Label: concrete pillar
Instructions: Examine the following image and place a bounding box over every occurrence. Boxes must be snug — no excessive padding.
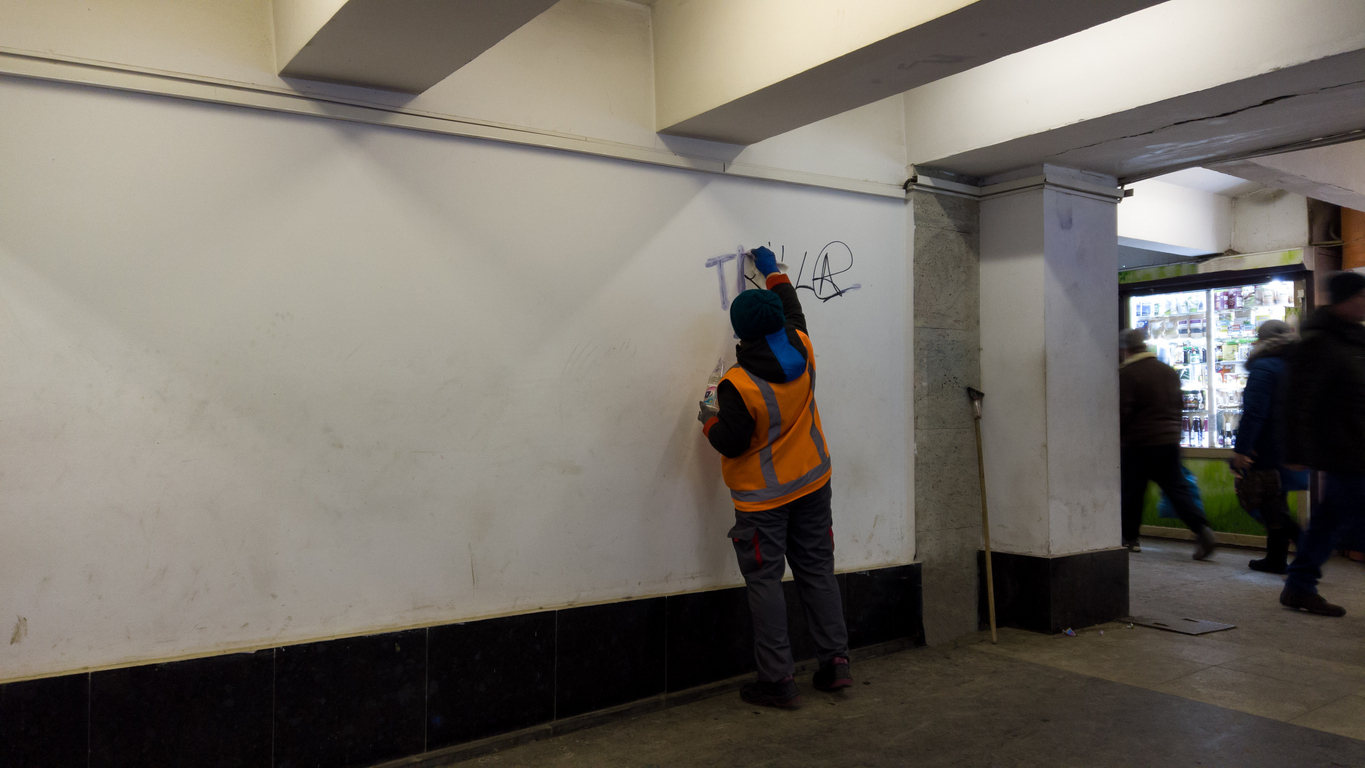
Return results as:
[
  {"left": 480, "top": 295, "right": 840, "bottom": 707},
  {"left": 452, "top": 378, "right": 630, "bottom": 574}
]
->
[
  {"left": 977, "top": 165, "right": 1128, "bottom": 634},
  {"left": 909, "top": 184, "right": 983, "bottom": 645}
]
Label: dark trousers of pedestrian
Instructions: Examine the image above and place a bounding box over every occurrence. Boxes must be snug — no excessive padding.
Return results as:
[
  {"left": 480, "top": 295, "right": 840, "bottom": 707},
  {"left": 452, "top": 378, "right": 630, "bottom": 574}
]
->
[
  {"left": 1286, "top": 472, "right": 1365, "bottom": 594},
  {"left": 727, "top": 481, "right": 849, "bottom": 683},
  {"left": 1121, "top": 445, "right": 1210, "bottom": 542}
]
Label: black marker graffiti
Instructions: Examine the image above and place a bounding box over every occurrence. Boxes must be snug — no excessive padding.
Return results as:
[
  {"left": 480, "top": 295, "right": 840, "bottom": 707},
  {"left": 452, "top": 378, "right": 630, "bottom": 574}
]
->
[
  {"left": 709, "top": 242, "right": 861, "bottom": 309},
  {"left": 795, "top": 241, "right": 861, "bottom": 302}
]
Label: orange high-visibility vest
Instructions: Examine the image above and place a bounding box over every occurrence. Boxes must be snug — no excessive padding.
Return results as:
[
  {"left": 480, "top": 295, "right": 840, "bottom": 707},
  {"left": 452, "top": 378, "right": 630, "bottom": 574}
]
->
[{"left": 720, "top": 330, "right": 832, "bottom": 512}]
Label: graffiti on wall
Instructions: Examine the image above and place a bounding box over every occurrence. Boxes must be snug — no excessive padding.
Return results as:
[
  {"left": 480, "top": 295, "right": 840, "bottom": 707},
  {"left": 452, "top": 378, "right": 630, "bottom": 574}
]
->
[{"left": 705, "top": 242, "right": 861, "bottom": 310}]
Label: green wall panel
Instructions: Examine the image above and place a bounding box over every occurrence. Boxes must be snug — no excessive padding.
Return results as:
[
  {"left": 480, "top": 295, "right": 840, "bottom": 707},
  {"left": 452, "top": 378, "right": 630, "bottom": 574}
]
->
[{"left": 1140, "top": 457, "right": 1296, "bottom": 535}]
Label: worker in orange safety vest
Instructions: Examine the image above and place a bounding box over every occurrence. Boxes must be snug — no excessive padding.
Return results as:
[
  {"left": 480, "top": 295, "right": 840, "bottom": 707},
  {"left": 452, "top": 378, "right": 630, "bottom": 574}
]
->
[{"left": 698, "top": 245, "right": 851, "bottom": 709}]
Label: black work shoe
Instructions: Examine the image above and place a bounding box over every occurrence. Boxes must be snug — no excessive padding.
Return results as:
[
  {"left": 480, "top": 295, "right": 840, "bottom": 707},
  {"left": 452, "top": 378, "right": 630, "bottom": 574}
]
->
[
  {"left": 1248, "top": 557, "right": 1287, "bottom": 574},
  {"left": 1193, "top": 527, "right": 1218, "bottom": 561},
  {"left": 1123, "top": 538, "right": 1142, "bottom": 553},
  {"left": 740, "top": 677, "right": 803, "bottom": 709},
  {"left": 1280, "top": 586, "right": 1346, "bottom": 617},
  {"left": 813, "top": 656, "right": 853, "bottom": 691}
]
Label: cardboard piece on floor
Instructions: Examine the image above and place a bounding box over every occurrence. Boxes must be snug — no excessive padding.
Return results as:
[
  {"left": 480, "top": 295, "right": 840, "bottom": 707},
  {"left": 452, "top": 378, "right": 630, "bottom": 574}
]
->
[{"left": 1124, "top": 615, "right": 1236, "bottom": 635}]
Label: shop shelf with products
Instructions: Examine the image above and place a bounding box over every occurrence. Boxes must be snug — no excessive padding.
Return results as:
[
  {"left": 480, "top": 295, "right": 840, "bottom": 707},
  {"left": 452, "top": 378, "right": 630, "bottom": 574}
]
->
[
  {"left": 1208, "top": 280, "right": 1297, "bottom": 449},
  {"left": 1127, "top": 279, "right": 1302, "bottom": 451},
  {"left": 1129, "top": 290, "right": 1212, "bottom": 447},
  {"left": 1120, "top": 254, "right": 1311, "bottom": 540}
]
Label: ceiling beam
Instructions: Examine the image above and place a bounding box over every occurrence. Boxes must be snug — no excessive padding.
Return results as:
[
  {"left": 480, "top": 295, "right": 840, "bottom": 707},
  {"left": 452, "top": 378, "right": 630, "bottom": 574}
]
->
[
  {"left": 651, "top": 0, "right": 1166, "bottom": 145},
  {"left": 273, "top": 0, "right": 559, "bottom": 93},
  {"left": 1212, "top": 139, "right": 1365, "bottom": 213},
  {"left": 902, "top": 0, "right": 1365, "bottom": 183}
]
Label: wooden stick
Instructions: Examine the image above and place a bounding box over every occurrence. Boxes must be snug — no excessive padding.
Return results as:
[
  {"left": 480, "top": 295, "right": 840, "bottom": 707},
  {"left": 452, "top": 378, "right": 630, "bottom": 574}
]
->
[{"left": 967, "top": 387, "right": 997, "bottom": 644}]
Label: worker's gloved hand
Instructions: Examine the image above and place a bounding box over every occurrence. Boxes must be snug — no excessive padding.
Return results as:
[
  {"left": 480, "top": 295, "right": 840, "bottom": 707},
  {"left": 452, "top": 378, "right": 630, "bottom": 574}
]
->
[
  {"left": 698, "top": 400, "right": 719, "bottom": 424},
  {"left": 750, "top": 246, "right": 778, "bottom": 276}
]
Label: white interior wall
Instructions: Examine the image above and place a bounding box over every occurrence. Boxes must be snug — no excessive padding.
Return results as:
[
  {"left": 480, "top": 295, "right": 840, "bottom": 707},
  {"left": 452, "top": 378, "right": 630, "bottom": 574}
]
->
[
  {"left": 0, "top": 0, "right": 277, "bottom": 84},
  {"left": 1117, "top": 179, "right": 1232, "bottom": 256},
  {"left": 426, "top": 0, "right": 658, "bottom": 149},
  {"left": 0, "top": 0, "right": 909, "bottom": 188},
  {"left": 272, "top": 0, "right": 347, "bottom": 67},
  {"left": 684, "top": 94, "right": 909, "bottom": 186},
  {"left": 0, "top": 76, "right": 910, "bottom": 681},
  {"left": 1231, "top": 189, "right": 1310, "bottom": 254},
  {"left": 649, "top": 0, "right": 975, "bottom": 131}
]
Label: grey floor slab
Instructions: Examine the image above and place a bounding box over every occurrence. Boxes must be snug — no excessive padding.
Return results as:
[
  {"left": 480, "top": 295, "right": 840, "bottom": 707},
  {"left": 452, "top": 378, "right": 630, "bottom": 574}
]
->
[
  {"left": 436, "top": 539, "right": 1365, "bottom": 767},
  {"left": 461, "top": 646, "right": 1365, "bottom": 767},
  {"left": 1129, "top": 539, "right": 1365, "bottom": 668}
]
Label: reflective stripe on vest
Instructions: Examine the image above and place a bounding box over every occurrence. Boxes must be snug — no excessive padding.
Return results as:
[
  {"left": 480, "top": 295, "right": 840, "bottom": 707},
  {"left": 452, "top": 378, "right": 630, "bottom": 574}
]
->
[
  {"left": 807, "top": 362, "right": 829, "bottom": 464},
  {"left": 749, "top": 369, "right": 784, "bottom": 489},
  {"left": 719, "top": 330, "right": 832, "bottom": 510}
]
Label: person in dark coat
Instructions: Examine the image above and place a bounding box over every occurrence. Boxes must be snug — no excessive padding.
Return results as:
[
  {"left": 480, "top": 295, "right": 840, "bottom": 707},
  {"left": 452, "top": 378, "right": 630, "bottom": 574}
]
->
[
  {"left": 1231, "top": 320, "right": 1305, "bottom": 574},
  {"left": 1281, "top": 271, "right": 1365, "bottom": 616},
  {"left": 1120, "top": 329, "right": 1218, "bottom": 559}
]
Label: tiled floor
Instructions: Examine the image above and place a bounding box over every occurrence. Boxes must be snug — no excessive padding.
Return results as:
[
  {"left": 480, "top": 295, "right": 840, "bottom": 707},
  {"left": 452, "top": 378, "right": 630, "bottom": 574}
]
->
[
  {"left": 975, "top": 539, "right": 1365, "bottom": 741},
  {"left": 456, "top": 540, "right": 1365, "bottom": 766}
]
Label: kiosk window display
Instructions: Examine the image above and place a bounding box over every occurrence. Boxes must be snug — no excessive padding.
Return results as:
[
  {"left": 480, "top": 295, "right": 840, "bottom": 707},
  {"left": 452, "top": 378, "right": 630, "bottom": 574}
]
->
[{"left": 1129, "top": 280, "right": 1300, "bottom": 448}]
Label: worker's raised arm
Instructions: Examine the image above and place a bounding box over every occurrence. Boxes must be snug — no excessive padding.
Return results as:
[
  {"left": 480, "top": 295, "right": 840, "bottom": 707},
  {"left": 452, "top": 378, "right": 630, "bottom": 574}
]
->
[{"left": 751, "top": 247, "right": 807, "bottom": 334}]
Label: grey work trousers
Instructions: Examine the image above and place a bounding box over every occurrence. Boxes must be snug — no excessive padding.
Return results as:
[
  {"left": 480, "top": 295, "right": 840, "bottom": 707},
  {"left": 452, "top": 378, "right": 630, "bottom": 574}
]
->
[{"left": 727, "top": 481, "right": 849, "bottom": 682}]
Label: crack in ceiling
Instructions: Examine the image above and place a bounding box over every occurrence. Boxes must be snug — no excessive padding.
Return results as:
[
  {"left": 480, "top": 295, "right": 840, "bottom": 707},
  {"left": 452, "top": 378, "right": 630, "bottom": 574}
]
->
[{"left": 1053, "top": 77, "right": 1365, "bottom": 159}]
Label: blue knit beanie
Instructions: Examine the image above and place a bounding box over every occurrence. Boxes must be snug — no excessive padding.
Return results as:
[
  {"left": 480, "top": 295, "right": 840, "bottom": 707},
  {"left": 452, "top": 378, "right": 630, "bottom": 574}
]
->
[{"left": 730, "top": 289, "right": 785, "bottom": 341}]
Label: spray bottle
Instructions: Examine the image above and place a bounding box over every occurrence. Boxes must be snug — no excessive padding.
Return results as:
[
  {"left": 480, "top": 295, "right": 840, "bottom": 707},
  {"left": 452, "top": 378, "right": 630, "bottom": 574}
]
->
[{"left": 701, "top": 357, "right": 726, "bottom": 410}]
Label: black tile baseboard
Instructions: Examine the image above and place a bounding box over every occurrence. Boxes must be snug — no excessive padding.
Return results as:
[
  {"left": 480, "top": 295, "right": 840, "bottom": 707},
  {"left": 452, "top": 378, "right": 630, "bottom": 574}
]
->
[
  {"left": 90, "top": 649, "right": 273, "bottom": 768},
  {"left": 370, "top": 634, "right": 925, "bottom": 768},
  {"left": 0, "top": 562, "right": 923, "bottom": 768},
  {"left": 846, "top": 565, "right": 925, "bottom": 648},
  {"left": 555, "top": 598, "right": 666, "bottom": 718},
  {"left": 426, "top": 612, "right": 555, "bottom": 750},
  {"left": 664, "top": 586, "right": 754, "bottom": 692},
  {"left": 0, "top": 672, "right": 88, "bottom": 768},
  {"left": 978, "top": 548, "right": 1129, "bottom": 634},
  {"left": 274, "top": 630, "right": 426, "bottom": 768}
]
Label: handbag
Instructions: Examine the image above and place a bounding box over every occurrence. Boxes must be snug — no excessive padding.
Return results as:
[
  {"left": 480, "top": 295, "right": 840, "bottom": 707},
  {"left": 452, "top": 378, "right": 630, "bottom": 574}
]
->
[{"left": 1235, "top": 468, "right": 1282, "bottom": 514}]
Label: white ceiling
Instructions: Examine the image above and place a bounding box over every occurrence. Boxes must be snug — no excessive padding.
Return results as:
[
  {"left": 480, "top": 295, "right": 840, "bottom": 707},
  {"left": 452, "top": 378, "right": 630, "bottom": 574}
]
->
[{"left": 1152, "top": 167, "right": 1264, "bottom": 197}]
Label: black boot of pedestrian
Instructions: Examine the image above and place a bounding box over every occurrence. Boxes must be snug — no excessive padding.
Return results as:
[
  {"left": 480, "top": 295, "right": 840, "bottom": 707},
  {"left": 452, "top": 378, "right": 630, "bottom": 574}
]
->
[
  {"left": 1250, "top": 528, "right": 1291, "bottom": 574},
  {"left": 1249, "top": 557, "right": 1286, "bottom": 574}
]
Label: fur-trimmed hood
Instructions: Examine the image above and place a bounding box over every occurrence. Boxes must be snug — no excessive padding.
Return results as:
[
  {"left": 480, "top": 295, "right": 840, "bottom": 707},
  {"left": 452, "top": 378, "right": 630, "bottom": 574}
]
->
[{"left": 1247, "top": 334, "right": 1297, "bottom": 368}]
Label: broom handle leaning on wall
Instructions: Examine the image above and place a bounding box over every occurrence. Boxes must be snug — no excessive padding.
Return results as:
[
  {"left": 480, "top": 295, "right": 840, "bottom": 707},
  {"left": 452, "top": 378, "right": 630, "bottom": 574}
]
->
[{"left": 967, "top": 387, "right": 998, "bottom": 644}]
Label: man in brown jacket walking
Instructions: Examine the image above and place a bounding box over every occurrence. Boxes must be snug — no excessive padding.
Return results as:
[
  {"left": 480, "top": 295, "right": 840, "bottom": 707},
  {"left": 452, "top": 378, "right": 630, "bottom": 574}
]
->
[{"left": 1120, "top": 329, "right": 1218, "bottom": 559}]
